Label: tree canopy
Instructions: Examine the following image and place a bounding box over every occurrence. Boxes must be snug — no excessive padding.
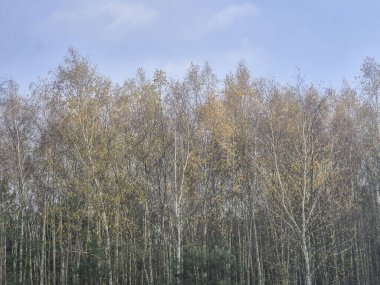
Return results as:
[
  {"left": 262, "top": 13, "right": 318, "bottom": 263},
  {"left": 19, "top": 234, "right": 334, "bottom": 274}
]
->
[{"left": 0, "top": 50, "right": 380, "bottom": 284}]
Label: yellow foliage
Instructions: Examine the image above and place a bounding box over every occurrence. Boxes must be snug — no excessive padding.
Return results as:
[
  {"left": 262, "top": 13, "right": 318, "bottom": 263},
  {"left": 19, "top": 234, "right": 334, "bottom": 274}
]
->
[{"left": 199, "top": 95, "right": 234, "bottom": 151}]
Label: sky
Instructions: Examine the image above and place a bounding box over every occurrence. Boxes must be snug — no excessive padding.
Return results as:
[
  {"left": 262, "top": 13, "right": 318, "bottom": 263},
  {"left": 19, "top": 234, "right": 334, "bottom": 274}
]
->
[{"left": 1, "top": 0, "right": 380, "bottom": 94}]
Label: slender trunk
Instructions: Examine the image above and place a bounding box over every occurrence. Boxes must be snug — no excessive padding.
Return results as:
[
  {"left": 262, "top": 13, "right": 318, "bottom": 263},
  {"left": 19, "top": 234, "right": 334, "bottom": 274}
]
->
[
  {"left": 174, "top": 131, "right": 181, "bottom": 285},
  {"left": 14, "top": 119, "right": 26, "bottom": 285},
  {"left": 253, "top": 214, "right": 263, "bottom": 285},
  {"left": 147, "top": 205, "right": 153, "bottom": 284},
  {"left": 3, "top": 223, "right": 6, "bottom": 285},
  {"left": 176, "top": 220, "right": 182, "bottom": 285},
  {"left": 302, "top": 123, "right": 312, "bottom": 285},
  {"left": 29, "top": 232, "right": 33, "bottom": 283},
  {"left": 19, "top": 212, "right": 24, "bottom": 284},
  {"left": 301, "top": 226, "right": 312, "bottom": 285},
  {"left": 0, "top": 212, "right": 4, "bottom": 285},
  {"left": 52, "top": 216, "right": 56, "bottom": 285},
  {"left": 143, "top": 203, "right": 150, "bottom": 284},
  {"left": 102, "top": 211, "right": 113, "bottom": 285},
  {"left": 59, "top": 211, "right": 65, "bottom": 285},
  {"left": 115, "top": 211, "right": 119, "bottom": 285},
  {"left": 73, "top": 232, "right": 80, "bottom": 285},
  {"left": 40, "top": 199, "right": 46, "bottom": 285},
  {"left": 12, "top": 239, "right": 17, "bottom": 282}
]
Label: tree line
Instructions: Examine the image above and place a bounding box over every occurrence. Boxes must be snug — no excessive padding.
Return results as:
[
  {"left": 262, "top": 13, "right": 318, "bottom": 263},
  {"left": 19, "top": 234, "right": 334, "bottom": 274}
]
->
[{"left": 1, "top": 49, "right": 380, "bottom": 284}]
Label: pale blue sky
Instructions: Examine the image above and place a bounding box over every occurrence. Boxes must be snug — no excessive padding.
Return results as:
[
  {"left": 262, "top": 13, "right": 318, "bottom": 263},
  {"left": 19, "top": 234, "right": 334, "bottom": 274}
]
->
[{"left": 1, "top": 0, "right": 380, "bottom": 94}]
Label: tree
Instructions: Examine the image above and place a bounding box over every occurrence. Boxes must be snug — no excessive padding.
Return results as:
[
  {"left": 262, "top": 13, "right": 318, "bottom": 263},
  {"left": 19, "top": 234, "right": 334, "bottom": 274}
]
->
[{"left": 2, "top": 49, "right": 380, "bottom": 284}]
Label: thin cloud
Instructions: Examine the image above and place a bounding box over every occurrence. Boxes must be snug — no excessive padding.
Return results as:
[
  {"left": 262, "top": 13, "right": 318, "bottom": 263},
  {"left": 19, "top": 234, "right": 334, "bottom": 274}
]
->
[
  {"left": 96, "top": 1, "right": 158, "bottom": 29},
  {"left": 207, "top": 3, "right": 257, "bottom": 31},
  {"left": 49, "top": 0, "right": 158, "bottom": 33},
  {"left": 182, "top": 2, "right": 257, "bottom": 40}
]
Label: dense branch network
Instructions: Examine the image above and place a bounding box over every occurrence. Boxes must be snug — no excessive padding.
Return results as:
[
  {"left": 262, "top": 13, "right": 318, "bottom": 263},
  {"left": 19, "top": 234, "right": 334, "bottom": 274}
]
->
[{"left": 0, "top": 50, "right": 379, "bottom": 284}]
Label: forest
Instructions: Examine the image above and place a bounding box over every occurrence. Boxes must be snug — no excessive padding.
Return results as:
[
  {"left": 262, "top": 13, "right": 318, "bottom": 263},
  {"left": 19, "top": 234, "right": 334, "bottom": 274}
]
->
[{"left": 1, "top": 48, "right": 380, "bottom": 285}]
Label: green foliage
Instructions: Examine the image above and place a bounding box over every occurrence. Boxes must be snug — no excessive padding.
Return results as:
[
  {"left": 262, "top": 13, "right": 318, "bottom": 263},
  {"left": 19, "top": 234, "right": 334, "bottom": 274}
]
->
[
  {"left": 182, "top": 244, "right": 238, "bottom": 285},
  {"left": 77, "top": 237, "right": 108, "bottom": 283}
]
